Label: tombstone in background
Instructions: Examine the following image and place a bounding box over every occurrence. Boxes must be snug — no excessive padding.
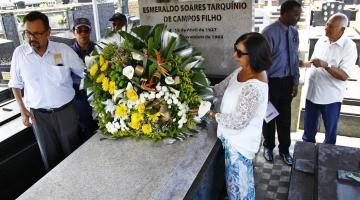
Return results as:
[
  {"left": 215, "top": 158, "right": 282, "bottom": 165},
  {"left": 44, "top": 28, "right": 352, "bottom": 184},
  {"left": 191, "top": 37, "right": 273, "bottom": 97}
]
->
[
  {"left": 310, "top": 2, "right": 357, "bottom": 27},
  {"left": 1, "top": 13, "right": 20, "bottom": 47},
  {"left": 138, "top": 0, "right": 253, "bottom": 78}
]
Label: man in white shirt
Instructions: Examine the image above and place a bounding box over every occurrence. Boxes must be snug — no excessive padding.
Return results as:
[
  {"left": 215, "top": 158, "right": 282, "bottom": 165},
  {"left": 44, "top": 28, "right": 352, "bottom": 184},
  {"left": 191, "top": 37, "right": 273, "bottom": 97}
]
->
[
  {"left": 301, "top": 13, "right": 357, "bottom": 144},
  {"left": 8, "top": 11, "right": 84, "bottom": 171}
]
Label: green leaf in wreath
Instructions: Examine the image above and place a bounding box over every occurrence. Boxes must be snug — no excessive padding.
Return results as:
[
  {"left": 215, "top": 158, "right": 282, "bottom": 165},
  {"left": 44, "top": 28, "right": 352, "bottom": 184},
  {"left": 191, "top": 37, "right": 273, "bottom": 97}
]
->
[
  {"left": 119, "top": 31, "right": 145, "bottom": 50},
  {"left": 163, "top": 37, "right": 177, "bottom": 60},
  {"left": 83, "top": 76, "right": 93, "bottom": 89},
  {"left": 131, "top": 25, "right": 152, "bottom": 41},
  {"left": 191, "top": 69, "right": 211, "bottom": 87}
]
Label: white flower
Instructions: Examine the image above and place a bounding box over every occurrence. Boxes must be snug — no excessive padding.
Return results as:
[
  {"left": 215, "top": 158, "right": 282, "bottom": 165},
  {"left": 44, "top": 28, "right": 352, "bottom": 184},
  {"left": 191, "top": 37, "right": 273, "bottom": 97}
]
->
[
  {"left": 167, "top": 99, "right": 172, "bottom": 105},
  {"left": 161, "top": 30, "right": 179, "bottom": 50},
  {"left": 143, "top": 92, "right": 149, "bottom": 98},
  {"left": 102, "top": 99, "right": 116, "bottom": 114},
  {"left": 177, "top": 111, "right": 183, "bottom": 117},
  {"left": 165, "top": 76, "right": 175, "bottom": 85},
  {"left": 198, "top": 100, "right": 211, "bottom": 118},
  {"left": 169, "top": 87, "right": 180, "bottom": 97},
  {"left": 131, "top": 52, "right": 143, "bottom": 61},
  {"left": 149, "top": 92, "right": 155, "bottom": 99},
  {"left": 140, "top": 96, "right": 146, "bottom": 103},
  {"left": 126, "top": 82, "right": 133, "bottom": 90},
  {"left": 105, "top": 122, "right": 118, "bottom": 134},
  {"left": 112, "top": 89, "right": 124, "bottom": 102},
  {"left": 185, "top": 60, "right": 200, "bottom": 70},
  {"left": 123, "top": 66, "right": 134, "bottom": 80},
  {"left": 161, "top": 86, "right": 168, "bottom": 92},
  {"left": 173, "top": 98, "right": 179, "bottom": 104},
  {"left": 176, "top": 47, "right": 192, "bottom": 57},
  {"left": 156, "top": 85, "right": 161, "bottom": 91},
  {"left": 113, "top": 121, "right": 121, "bottom": 129},
  {"left": 155, "top": 93, "right": 162, "bottom": 99},
  {"left": 84, "top": 55, "right": 96, "bottom": 68}
]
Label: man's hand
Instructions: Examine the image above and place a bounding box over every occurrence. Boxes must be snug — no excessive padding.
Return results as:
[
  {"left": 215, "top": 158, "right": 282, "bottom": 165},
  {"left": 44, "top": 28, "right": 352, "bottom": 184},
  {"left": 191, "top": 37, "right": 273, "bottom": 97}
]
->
[
  {"left": 299, "top": 60, "right": 311, "bottom": 68},
  {"left": 20, "top": 108, "right": 33, "bottom": 127},
  {"left": 292, "top": 85, "right": 298, "bottom": 97},
  {"left": 310, "top": 58, "right": 328, "bottom": 68}
]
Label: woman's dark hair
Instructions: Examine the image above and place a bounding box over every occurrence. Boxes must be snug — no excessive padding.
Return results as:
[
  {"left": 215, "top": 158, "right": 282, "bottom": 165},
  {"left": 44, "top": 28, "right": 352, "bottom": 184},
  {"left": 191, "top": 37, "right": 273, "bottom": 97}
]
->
[
  {"left": 235, "top": 32, "right": 272, "bottom": 72},
  {"left": 23, "top": 11, "right": 50, "bottom": 30},
  {"left": 280, "top": 0, "right": 301, "bottom": 15}
]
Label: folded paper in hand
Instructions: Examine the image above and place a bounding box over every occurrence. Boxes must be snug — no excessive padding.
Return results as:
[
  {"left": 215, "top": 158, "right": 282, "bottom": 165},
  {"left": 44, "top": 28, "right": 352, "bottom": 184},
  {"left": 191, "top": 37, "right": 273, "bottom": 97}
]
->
[{"left": 264, "top": 102, "right": 279, "bottom": 123}]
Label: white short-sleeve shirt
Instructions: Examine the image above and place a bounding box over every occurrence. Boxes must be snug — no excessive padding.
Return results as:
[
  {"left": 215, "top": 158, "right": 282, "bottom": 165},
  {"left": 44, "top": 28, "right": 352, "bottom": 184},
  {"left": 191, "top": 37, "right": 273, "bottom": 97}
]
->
[
  {"left": 8, "top": 41, "right": 84, "bottom": 109},
  {"left": 306, "top": 34, "right": 357, "bottom": 104}
]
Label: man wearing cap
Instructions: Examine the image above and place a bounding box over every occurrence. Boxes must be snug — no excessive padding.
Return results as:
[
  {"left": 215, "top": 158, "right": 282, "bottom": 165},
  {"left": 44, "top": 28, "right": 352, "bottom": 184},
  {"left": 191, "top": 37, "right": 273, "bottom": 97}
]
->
[
  {"left": 71, "top": 17, "right": 97, "bottom": 142},
  {"left": 103, "top": 12, "right": 127, "bottom": 45},
  {"left": 110, "top": 12, "right": 127, "bottom": 32},
  {"left": 72, "top": 17, "right": 95, "bottom": 61},
  {"left": 9, "top": 11, "right": 84, "bottom": 171}
]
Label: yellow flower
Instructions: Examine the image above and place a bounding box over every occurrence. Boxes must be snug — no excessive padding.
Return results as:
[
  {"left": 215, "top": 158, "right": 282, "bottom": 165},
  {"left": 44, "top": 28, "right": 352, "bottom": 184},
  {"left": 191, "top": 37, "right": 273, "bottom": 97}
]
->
[
  {"left": 147, "top": 112, "right": 160, "bottom": 122},
  {"left": 96, "top": 73, "right": 105, "bottom": 83},
  {"left": 99, "top": 54, "right": 105, "bottom": 66},
  {"left": 100, "top": 60, "right": 109, "bottom": 71},
  {"left": 131, "top": 112, "right": 144, "bottom": 123},
  {"left": 129, "top": 120, "right": 141, "bottom": 130},
  {"left": 126, "top": 88, "right": 138, "bottom": 102},
  {"left": 102, "top": 77, "right": 109, "bottom": 91},
  {"left": 89, "top": 63, "right": 98, "bottom": 76},
  {"left": 136, "top": 103, "right": 145, "bottom": 113},
  {"left": 109, "top": 81, "right": 117, "bottom": 95},
  {"left": 142, "top": 124, "right": 152, "bottom": 135},
  {"left": 115, "top": 104, "right": 127, "bottom": 117}
]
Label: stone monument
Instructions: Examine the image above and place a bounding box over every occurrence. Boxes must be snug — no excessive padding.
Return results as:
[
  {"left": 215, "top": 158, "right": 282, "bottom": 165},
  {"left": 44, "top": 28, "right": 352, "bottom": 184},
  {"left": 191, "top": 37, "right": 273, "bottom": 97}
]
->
[{"left": 138, "top": 0, "right": 253, "bottom": 77}]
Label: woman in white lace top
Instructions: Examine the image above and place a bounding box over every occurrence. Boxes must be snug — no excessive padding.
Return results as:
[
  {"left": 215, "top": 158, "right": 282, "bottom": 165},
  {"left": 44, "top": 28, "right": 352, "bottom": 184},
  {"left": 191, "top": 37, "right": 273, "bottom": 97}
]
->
[{"left": 208, "top": 32, "right": 271, "bottom": 200}]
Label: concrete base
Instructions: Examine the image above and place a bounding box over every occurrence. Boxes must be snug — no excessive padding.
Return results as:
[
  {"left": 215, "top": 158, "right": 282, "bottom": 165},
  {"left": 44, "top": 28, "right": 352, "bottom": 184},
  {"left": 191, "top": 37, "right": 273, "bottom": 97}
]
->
[{"left": 17, "top": 122, "right": 225, "bottom": 200}]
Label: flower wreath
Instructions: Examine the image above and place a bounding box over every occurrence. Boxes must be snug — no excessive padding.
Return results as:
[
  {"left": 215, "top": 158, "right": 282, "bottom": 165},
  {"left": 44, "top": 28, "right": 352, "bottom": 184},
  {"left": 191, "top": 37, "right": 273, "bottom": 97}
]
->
[{"left": 84, "top": 24, "right": 212, "bottom": 141}]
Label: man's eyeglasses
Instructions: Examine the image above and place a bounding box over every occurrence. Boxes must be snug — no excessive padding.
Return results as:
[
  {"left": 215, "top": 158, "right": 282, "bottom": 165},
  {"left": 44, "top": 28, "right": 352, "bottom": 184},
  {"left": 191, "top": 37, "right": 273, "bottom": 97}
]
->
[
  {"left": 234, "top": 45, "right": 249, "bottom": 58},
  {"left": 23, "top": 29, "right": 48, "bottom": 40},
  {"left": 75, "top": 28, "right": 90, "bottom": 34}
]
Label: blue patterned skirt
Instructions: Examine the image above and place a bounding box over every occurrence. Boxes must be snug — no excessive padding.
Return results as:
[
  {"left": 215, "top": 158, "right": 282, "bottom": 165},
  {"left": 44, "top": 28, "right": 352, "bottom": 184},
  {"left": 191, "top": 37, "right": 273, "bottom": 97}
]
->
[{"left": 220, "top": 137, "right": 255, "bottom": 200}]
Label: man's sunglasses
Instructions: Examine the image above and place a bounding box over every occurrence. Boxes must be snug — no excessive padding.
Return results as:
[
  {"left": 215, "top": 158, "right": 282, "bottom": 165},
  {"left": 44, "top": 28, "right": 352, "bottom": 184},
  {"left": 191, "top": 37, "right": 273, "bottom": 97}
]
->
[
  {"left": 76, "top": 28, "right": 90, "bottom": 34},
  {"left": 234, "top": 45, "right": 249, "bottom": 58}
]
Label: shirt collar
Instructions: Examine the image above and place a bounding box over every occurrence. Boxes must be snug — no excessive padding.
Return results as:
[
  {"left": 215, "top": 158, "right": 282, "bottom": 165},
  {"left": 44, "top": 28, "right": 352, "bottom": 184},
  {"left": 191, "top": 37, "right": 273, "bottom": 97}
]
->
[
  {"left": 325, "top": 32, "right": 347, "bottom": 47},
  {"left": 24, "top": 40, "right": 55, "bottom": 55},
  {"left": 276, "top": 20, "right": 289, "bottom": 31}
]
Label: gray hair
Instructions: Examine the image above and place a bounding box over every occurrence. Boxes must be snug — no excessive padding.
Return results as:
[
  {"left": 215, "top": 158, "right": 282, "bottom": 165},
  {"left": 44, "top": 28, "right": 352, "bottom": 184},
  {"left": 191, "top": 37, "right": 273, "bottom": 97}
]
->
[{"left": 329, "top": 13, "right": 349, "bottom": 28}]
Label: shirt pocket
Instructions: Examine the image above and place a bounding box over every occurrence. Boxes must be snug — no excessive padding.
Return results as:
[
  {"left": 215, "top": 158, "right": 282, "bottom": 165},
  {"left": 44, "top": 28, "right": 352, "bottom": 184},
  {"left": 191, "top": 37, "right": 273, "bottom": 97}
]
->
[{"left": 46, "top": 65, "right": 69, "bottom": 85}]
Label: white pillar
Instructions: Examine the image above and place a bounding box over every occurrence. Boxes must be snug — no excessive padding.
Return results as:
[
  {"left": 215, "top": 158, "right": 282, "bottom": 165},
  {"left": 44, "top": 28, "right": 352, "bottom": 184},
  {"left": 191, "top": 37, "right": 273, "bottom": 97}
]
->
[{"left": 92, "top": 0, "right": 101, "bottom": 40}]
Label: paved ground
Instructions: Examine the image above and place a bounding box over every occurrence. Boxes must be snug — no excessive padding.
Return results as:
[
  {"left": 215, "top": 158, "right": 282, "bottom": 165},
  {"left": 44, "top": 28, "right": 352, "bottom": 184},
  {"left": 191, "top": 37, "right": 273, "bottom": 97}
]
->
[{"left": 254, "top": 131, "right": 360, "bottom": 200}]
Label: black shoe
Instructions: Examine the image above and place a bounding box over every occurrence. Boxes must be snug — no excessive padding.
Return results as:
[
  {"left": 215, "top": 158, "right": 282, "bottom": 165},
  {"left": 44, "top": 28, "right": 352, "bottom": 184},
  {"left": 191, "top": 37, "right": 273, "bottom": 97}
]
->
[
  {"left": 280, "top": 153, "right": 294, "bottom": 166},
  {"left": 263, "top": 147, "right": 274, "bottom": 162}
]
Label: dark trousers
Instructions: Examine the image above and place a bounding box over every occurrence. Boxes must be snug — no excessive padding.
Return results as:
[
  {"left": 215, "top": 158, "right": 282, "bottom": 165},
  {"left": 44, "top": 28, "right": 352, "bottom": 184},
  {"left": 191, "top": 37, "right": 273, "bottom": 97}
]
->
[
  {"left": 31, "top": 102, "right": 80, "bottom": 171},
  {"left": 74, "top": 89, "right": 97, "bottom": 143},
  {"left": 262, "top": 76, "right": 293, "bottom": 154},
  {"left": 302, "top": 100, "right": 341, "bottom": 144}
]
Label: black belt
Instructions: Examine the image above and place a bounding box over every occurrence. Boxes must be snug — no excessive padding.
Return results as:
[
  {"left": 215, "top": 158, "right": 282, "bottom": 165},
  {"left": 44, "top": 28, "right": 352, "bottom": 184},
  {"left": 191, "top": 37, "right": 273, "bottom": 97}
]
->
[{"left": 34, "top": 99, "right": 74, "bottom": 113}]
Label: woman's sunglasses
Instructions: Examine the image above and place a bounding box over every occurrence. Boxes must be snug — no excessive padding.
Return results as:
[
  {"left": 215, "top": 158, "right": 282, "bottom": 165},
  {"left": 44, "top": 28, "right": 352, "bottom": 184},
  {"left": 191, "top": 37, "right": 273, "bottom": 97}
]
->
[{"left": 234, "top": 45, "right": 249, "bottom": 58}]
